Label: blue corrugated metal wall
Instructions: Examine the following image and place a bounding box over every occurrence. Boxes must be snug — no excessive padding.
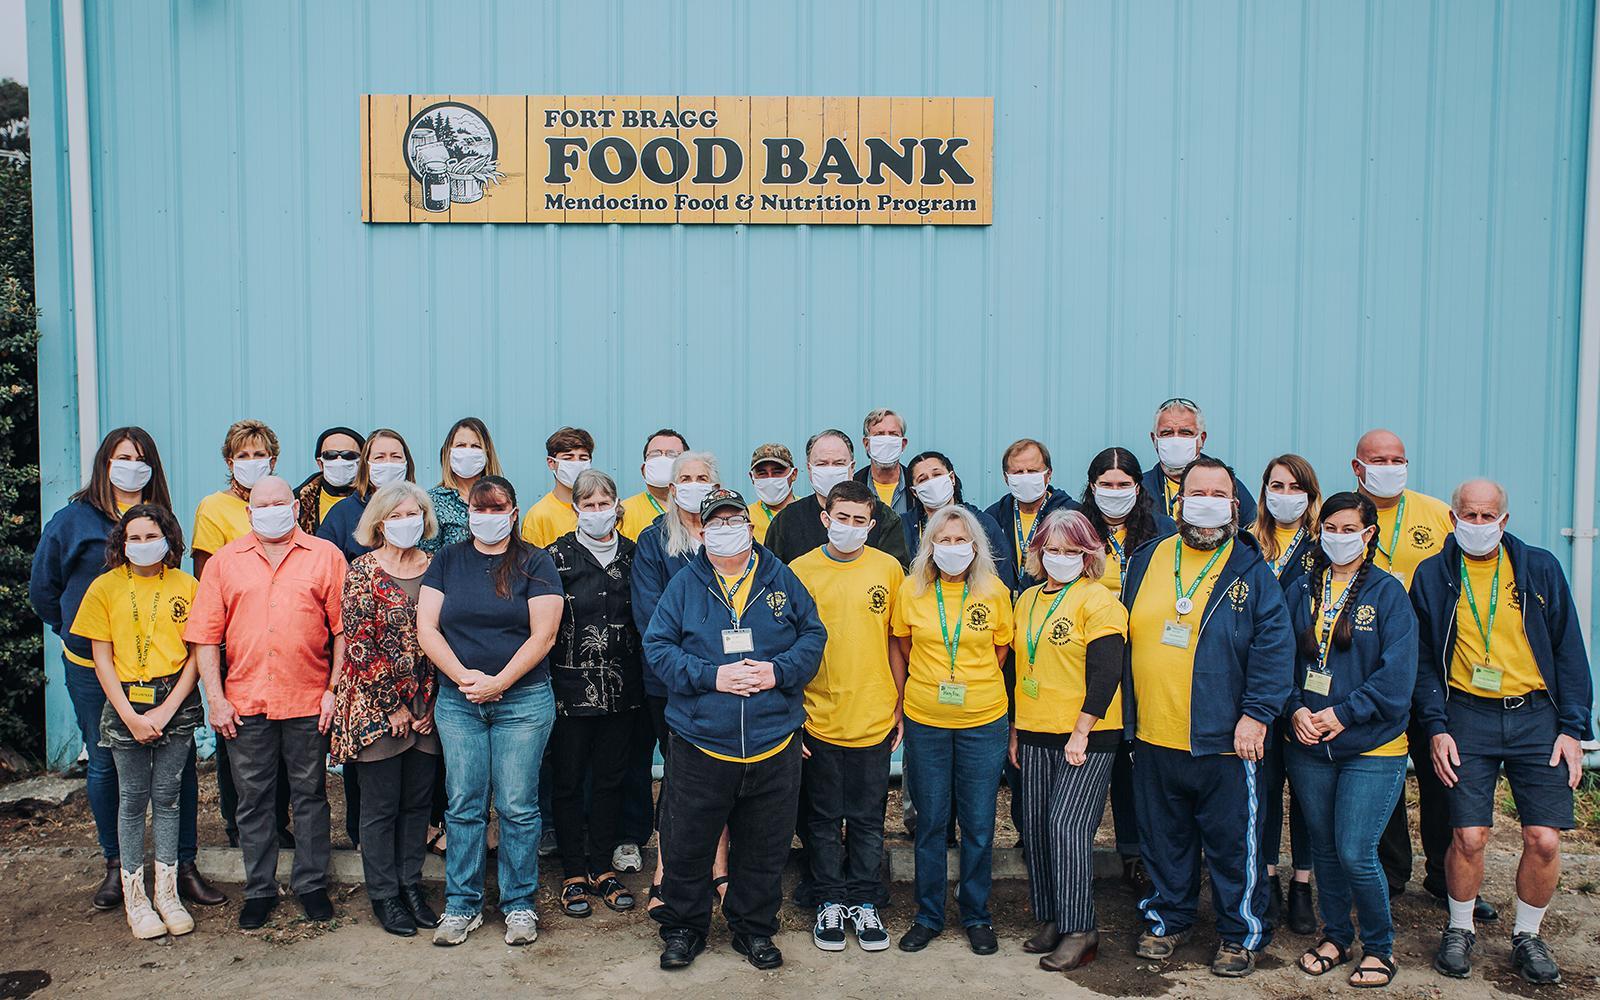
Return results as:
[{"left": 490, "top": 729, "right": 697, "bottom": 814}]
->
[{"left": 27, "top": 0, "right": 1599, "bottom": 765}]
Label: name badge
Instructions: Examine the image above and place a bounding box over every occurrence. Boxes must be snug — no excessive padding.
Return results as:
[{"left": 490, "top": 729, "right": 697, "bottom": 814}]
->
[
  {"left": 721, "top": 628, "right": 754, "bottom": 656},
  {"left": 937, "top": 681, "right": 968, "bottom": 706},
  {"left": 1020, "top": 676, "right": 1041, "bottom": 700},
  {"left": 1160, "top": 621, "right": 1192, "bottom": 649},
  {"left": 1470, "top": 663, "right": 1503, "bottom": 693},
  {"left": 1303, "top": 671, "right": 1332, "bottom": 696},
  {"left": 127, "top": 684, "right": 157, "bottom": 706}
]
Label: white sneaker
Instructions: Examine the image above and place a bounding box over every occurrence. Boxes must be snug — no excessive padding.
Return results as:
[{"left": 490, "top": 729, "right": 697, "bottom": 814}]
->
[
  {"left": 813, "top": 901, "right": 849, "bottom": 951},
  {"left": 152, "top": 862, "right": 194, "bottom": 936},
  {"left": 504, "top": 908, "right": 539, "bottom": 945},
  {"left": 849, "top": 903, "right": 891, "bottom": 951},
  {"left": 432, "top": 911, "right": 482, "bottom": 946},
  {"left": 121, "top": 867, "right": 166, "bottom": 940},
  {"left": 612, "top": 842, "right": 643, "bottom": 873}
]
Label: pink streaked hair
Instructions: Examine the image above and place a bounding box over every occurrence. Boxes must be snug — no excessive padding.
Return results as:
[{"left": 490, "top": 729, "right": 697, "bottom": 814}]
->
[{"left": 1026, "top": 509, "right": 1108, "bottom": 582}]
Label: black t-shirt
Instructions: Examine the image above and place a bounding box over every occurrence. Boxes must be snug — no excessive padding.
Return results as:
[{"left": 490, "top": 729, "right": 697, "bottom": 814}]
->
[{"left": 421, "top": 541, "right": 563, "bottom": 689}]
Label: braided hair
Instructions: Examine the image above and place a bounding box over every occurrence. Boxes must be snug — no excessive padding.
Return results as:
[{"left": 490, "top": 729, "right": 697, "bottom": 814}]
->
[{"left": 1296, "top": 491, "right": 1379, "bottom": 659}]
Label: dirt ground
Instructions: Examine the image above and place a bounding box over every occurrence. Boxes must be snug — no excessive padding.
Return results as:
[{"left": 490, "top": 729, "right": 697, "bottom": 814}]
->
[{"left": 2, "top": 768, "right": 1598, "bottom": 999}]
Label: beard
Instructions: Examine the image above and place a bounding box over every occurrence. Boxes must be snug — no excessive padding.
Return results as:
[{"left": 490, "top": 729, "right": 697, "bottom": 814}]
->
[{"left": 1179, "top": 520, "right": 1236, "bottom": 551}]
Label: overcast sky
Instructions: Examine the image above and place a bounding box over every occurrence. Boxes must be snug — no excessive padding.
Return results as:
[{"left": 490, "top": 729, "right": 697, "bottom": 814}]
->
[{"left": 1, "top": 0, "right": 27, "bottom": 84}]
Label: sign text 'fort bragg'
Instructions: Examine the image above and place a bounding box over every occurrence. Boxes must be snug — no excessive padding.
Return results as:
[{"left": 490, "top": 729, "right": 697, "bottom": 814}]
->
[{"left": 360, "top": 95, "right": 993, "bottom": 225}]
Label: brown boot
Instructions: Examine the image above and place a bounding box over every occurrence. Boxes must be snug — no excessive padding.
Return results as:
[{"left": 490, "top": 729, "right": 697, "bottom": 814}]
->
[
  {"left": 93, "top": 857, "right": 123, "bottom": 911},
  {"left": 1041, "top": 930, "right": 1100, "bottom": 972},
  {"left": 177, "top": 862, "right": 226, "bottom": 906},
  {"left": 1023, "top": 921, "right": 1060, "bottom": 954}
]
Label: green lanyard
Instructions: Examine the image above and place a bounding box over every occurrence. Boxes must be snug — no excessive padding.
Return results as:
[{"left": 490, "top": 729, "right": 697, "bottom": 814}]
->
[
  {"left": 935, "top": 581, "right": 969, "bottom": 680},
  {"left": 647, "top": 492, "right": 665, "bottom": 517},
  {"left": 1314, "top": 572, "right": 1354, "bottom": 671},
  {"left": 1014, "top": 499, "right": 1041, "bottom": 568},
  {"left": 1024, "top": 581, "right": 1074, "bottom": 667},
  {"left": 759, "top": 501, "right": 778, "bottom": 521},
  {"left": 1459, "top": 550, "right": 1501, "bottom": 662},
  {"left": 715, "top": 552, "right": 757, "bottom": 627},
  {"left": 1376, "top": 494, "right": 1407, "bottom": 564},
  {"left": 1173, "top": 540, "right": 1229, "bottom": 615},
  {"left": 1268, "top": 527, "right": 1305, "bottom": 579},
  {"left": 126, "top": 566, "right": 165, "bottom": 682}
]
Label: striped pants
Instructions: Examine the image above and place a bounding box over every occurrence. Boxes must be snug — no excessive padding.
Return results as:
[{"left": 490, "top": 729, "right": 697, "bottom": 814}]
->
[{"left": 1017, "top": 744, "right": 1115, "bottom": 933}]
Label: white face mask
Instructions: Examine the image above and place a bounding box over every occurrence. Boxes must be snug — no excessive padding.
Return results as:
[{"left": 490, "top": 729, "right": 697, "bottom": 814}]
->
[
  {"left": 809, "top": 464, "right": 851, "bottom": 499},
  {"left": 932, "top": 542, "right": 976, "bottom": 576},
  {"left": 703, "top": 523, "right": 753, "bottom": 558},
  {"left": 109, "top": 459, "right": 152, "bottom": 493},
  {"left": 1155, "top": 436, "right": 1198, "bottom": 470},
  {"left": 1455, "top": 516, "right": 1506, "bottom": 558},
  {"left": 673, "top": 481, "right": 712, "bottom": 513},
  {"left": 1320, "top": 529, "right": 1367, "bottom": 565},
  {"left": 1358, "top": 461, "right": 1408, "bottom": 499},
  {"left": 321, "top": 457, "right": 358, "bottom": 488},
  {"left": 125, "top": 537, "right": 170, "bottom": 567},
  {"left": 1095, "top": 486, "right": 1138, "bottom": 519},
  {"left": 913, "top": 474, "right": 955, "bottom": 510},
  {"left": 554, "top": 458, "right": 591, "bottom": 488},
  {"left": 643, "top": 455, "right": 676, "bottom": 489},
  {"left": 577, "top": 507, "right": 619, "bottom": 540},
  {"left": 1266, "top": 491, "right": 1309, "bottom": 525},
  {"left": 469, "top": 510, "right": 513, "bottom": 545},
  {"left": 250, "top": 504, "right": 296, "bottom": 539},
  {"left": 1042, "top": 551, "right": 1084, "bottom": 583},
  {"left": 751, "top": 475, "right": 791, "bottom": 506},
  {"left": 1180, "top": 495, "right": 1234, "bottom": 529},
  {"left": 826, "top": 517, "right": 870, "bottom": 554},
  {"left": 368, "top": 461, "right": 407, "bottom": 488},
  {"left": 1006, "top": 471, "right": 1049, "bottom": 504},
  {"left": 231, "top": 457, "right": 272, "bottom": 488},
  {"left": 449, "top": 447, "right": 487, "bottom": 479},
  {"left": 866, "top": 435, "right": 905, "bottom": 466},
  {"left": 383, "top": 514, "right": 425, "bottom": 550}
]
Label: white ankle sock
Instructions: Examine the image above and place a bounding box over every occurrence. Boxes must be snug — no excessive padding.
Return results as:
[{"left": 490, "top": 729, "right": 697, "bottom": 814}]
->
[
  {"left": 1513, "top": 898, "right": 1547, "bottom": 937},
  {"left": 1447, "top": 896, "right": 1476, "bottom": 932}
]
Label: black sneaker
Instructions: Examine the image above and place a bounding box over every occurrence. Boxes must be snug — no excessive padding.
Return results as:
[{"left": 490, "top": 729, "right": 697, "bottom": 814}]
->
[
  {"left": 813, "top": 902, "right": 848, "bottom": 952},
  {"left": 848, "top": 903, "right": 890, "bottom": 952},
  {"left": 1511, "top": 932, "right": 1561, "bottom": 984},
  {"left": 1434, "top": 926, "right": 1475, "bottom": 978}
]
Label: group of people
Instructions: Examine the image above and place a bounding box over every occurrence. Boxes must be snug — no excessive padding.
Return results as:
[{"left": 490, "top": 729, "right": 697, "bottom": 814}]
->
[{"left": 28, "top": 399, "right": 1593, "bottom": 987}]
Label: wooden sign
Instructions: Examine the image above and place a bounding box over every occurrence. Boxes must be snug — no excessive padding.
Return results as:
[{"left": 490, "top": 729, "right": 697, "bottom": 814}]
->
[{"left": 360, "top": 95, "right": 992, "bottom": 225}]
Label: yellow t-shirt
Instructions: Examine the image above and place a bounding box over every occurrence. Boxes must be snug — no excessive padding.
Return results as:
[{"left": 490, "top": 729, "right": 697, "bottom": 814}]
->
[
  {"left": 1015, "top": 508, "right": 1038, "bottom": 566},
  {"left": 520, "top": 490, "right": 578, "bottom": 548},
  {"left": 791, "top": 547, "right": 903, "bottom": 747},
  {"left": 891, "top": 575, "right": 1014, "bottom": 729},
  {"left": 1098, "top": 526, "right": 1129, "bottom": 598},
  {"left": 70, "top": 567, "right": 199, "bottom": 683},
  {"left": 872, "top": 476, "right": 897, "bottom": 507},
  {"left": 318, "top": 487, "right": 343, "bottom": 524},
  {"left": 1449, "top": 552, "right": 1545, "bottom": 698},
  {"left": 1373, "top": 490, "right": 1453, "bottom": 590},
  {"left": 748, "top": 501, "right": 784, "bottom": 546},
  {"left": 620, "top": 490, "right": 668, "bottom": 541},
  {"left": 1161, "top": 474, "right": 1181, "bottom": 517},
  {"left": 1129, "top": 536, "right": 1230, "bottom": 751},
  {"left": 1012, "top": 581, "right": 1128, "bottom": 734},
  {"left": 191, "top": 491, "right": 252, "bottom": 556},
  {"left": 1364, "top": 732, "right": 1410, "bottom": 757}
]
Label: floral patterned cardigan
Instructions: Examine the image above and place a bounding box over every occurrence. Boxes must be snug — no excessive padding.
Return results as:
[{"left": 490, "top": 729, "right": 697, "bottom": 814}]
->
[{"left": 330, "top": 552, "right": 436, "bottom": 763}]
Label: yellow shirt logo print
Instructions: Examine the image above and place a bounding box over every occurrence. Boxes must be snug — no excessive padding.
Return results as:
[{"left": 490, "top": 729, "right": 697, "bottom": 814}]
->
[{"left": 867, "top": 585, "right": 889, "bottom": 615}]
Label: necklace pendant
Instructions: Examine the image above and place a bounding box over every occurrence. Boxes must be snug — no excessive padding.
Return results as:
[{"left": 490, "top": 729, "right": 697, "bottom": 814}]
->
[{"left": 1174, "top": 597, "right": 1194, "bottom": 615}]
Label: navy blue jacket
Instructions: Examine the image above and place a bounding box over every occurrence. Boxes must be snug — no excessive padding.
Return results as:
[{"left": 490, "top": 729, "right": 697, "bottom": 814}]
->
[
  {"left": 1142, "top": 459, "right": 1258, "bottom": 528},
  {"left": 1121, "top": 530, "right": 1295, "bottom": 755},
  {"left": 853, "top": 464, "right": 910, "bottom": 516},
  {"left": 1285, "top": 565, "right": 1418, "bottom": 760},
  {"left": 1411, "top": 532, "right": 1594, "bottom": 741},
  {"left": 316, "top": 492, "right": 374, "bottom": 562},
  {"left": 630, "top": 514, "right": 696, "bottom": 697},
  {"left": 30, "top": 500, "right": 117, "bottom": 663},
  {"left": 983, "top": 487, "right": 1080, "bottom": 592},
  {"left": 642, "top": 544, "right": 827, "bottom": 759},
  {"left": 1262, "top": 526, "right": 1319, "bottom": 592},
  {"left": 901, "top": 502, "right": 1017, "bottom": 595}
]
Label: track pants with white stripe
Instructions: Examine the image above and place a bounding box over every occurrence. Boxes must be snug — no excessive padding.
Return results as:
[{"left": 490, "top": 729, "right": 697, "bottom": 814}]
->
[
  {"left": 1132, "top": 740, "right": 1272, "bottom": 950},
  {"left": 1017, "top": 745, "right": 1114, "bottom": 932}
]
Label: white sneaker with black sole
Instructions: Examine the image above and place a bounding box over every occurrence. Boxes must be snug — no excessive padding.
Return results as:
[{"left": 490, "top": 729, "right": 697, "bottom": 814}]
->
[
  {"left": 849, "top": 903, "right": 890, "bottom": 951},
  {"left": 813, "top": 902, "right": 848, "bottom": 951}
]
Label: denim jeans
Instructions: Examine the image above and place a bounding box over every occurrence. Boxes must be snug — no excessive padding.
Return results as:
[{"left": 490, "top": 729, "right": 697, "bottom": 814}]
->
[
  {"left": 902, "top": 715, "right": 1009, "bottom": 931},
  {"left": 434, "top": 680, "right": 555, "bottom": 917},
  {"left": 112, "top": 737, "right": 192, "bottom": 873},
  {"left": 64, "top": 659, "right": 198, "bottom": 864},
  {"left": 1285, "top": 748, "right": 1406, "bottom": 955}
]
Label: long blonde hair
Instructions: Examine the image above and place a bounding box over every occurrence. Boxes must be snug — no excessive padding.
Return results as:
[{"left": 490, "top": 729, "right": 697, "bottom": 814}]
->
[{"left": 908, "top": 504, "right": 1001, "bottom": 596}]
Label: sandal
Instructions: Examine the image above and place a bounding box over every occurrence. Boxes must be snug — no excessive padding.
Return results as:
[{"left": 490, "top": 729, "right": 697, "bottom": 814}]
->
[
  {"left": 591, "top": 871, "right": 636, "bottom": 912},
  {"left": 560, "top": 876, "right": 592, "bottom": 918},
  {"left": 1349, "top": 953, "right": 1396, "bottom": 988},
  {"left": 426, "top": 828, "right": 446, "bottom": 857},
  {"left": 646, "top": 883, "right": 663, "bottom": 913},
  {"left": 712, "top": 875, "right": 730, "bottom": 912},
  {"left": 1298, "top": 938, "right": 1351, "bottom": 976}
]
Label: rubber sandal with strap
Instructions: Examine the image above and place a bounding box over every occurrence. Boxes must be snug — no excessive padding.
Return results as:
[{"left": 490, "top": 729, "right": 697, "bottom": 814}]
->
[
  {"left": 1349, "top": 953, "right": 1397, "bottom": 988},
  {"left": 712, "top": 875, "right": 730, "bottom": 912},
  {"left": 590, "top": 871, "right": 635, "bottom": 912},
  {"left": 560, "top": 877, "right": 592, "bottom": 918},
  {"left": 1298, "top": 938, "right": 1351, "bottom": 976}
]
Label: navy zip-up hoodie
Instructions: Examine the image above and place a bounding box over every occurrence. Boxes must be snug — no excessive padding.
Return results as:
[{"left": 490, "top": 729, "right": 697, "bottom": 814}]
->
[
  {"left": 1285, "top": 565, "right": 1418, "bottom": 759},
  {"left": 983, "top": 487, "right": 1080, "bottom": 592},
  {"left": 30, "top": 499, "right": 116, "bottom": 663},
  {"left": 1264, "top": 527, "right": 1318, "bottom": 592},
  {"left": 631, "top": 514, "right": 696, "bottom": 697},
  {"left": 1120, "top": 530, "right": 1295, "bottom": 755},
  {"left": 642, "top": 543, "right": 827, "bottom": 759},
  {"left": 902, "top": 502, "right": 1017, "bottom": 595},
  {"left": 316, "top": 492, "right": 374, "bottom": 562},
  {"left": 1142, "top": 460, "right": 1258, "bottom": 527},
  {"left": 1411, "top": 532, "right": 1594, "bottom": 741}
]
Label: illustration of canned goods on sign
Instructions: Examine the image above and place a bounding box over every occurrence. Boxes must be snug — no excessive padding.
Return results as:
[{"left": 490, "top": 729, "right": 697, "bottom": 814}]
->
[{"left": 402, "top": 102, "right": 504, "bottom": 211}]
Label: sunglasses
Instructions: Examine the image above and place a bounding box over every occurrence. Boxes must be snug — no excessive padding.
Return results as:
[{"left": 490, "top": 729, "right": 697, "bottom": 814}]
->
[{"left": 320, "top": 450, "right": 360, "bottom": 462}]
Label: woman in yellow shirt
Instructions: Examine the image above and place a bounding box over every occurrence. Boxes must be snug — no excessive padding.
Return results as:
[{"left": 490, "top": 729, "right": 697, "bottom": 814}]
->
[
  {"left": 71, "top": 505, "right": 204, "bottom": 941},
  {"left": 1008, "top": 510, "right": 1128, "bottom": 973},
  {"left": 890, "top": 505, "right": 1014, "bottom": 956},
  {"left": 191, "top": 419, "right": 279, "bottom": 580}
]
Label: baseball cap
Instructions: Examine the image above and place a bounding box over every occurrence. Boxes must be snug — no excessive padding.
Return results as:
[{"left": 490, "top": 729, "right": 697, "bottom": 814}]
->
[
  {"left": 749, "top": 443, "right": 795, "bottom": 471},
  {"left": 699, "top": 487, "right": 748, "bottom": 521}
]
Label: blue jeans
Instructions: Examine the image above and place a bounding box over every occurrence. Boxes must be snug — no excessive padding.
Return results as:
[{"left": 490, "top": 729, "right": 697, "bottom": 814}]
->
[
  {"left": 902, "top": 715, "right": 1008, "bottom": 931},
  {"left": 64, "top": 659, "right": 198, "bottom": 863},
  {"left": 434, "top": 680, "right": 555, "bottom": 917},
  {"left": 1285, "top": 748, "right": 1406, "bottom": 955}
]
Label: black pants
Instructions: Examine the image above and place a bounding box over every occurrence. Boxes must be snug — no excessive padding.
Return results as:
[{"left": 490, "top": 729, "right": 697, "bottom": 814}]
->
[
  {"left": 344, "top": 767, "right": 361, "bottom": 847},
  {"left": 616, "top": 703, "right": 659, "bottom": 846},
  {"left": 1377, "top": 721, "right": 1450, "bottom": 892},
  {"left": 803, "top": 732, "right": 893, "bottom": 906},
  {"left": 216, "top": 735, "right": 292, "bottom": 843},
  {"left": 652, "top": 733, "right": 801, "bottom": 939},
  {"left": 550, "top": 711, "right": 636, "bottom": 877},
  {"left": 229, "top": 715, "right": 331, "bottom": 900},
  {"left": 1109, "top": 739, "right": 1140, "bottom": 859},
  {"left": 354, "top": 748, "right": 438, "bottom": 898}
]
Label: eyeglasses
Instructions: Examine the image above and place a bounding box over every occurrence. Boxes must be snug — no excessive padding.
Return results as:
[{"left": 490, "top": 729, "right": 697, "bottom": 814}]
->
[
  {"left": 320, "top": 450, "right": 360, "bottom": 462},
  {"left": 705, "top": 515, "right": 751, "bottom": 528}
]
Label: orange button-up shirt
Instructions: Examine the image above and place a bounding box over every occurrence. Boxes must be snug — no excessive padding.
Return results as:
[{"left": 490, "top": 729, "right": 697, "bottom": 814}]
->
[{"left": 184, "top": 529, "right": 347, "bottom": 720}]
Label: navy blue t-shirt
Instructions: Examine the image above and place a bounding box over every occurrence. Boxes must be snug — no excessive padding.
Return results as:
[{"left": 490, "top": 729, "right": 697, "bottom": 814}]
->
[{"left": 422, "top": 540, "right": 563, "bottom": 689}]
